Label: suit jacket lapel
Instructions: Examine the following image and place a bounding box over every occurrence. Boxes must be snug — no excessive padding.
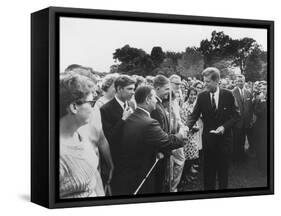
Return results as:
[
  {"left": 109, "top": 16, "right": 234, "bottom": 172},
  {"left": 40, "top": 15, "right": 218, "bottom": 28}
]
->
[
  {"left": 235, "top": 88, "right": 244, "bottom": 111},
  {"left": 112, "top": 97, "right": 123, "bottom": 117},
  {"left": 156, "top": 98, "right": 169, "bottom": 132},
  {"left": 205, "top": 91, "right": 213, "bottom": 113}
]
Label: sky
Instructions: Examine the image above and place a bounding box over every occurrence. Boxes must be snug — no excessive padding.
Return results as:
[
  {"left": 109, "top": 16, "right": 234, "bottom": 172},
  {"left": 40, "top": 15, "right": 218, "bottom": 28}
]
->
[{"left": 60, "top": 17, "right": 267, "bottom": 72}]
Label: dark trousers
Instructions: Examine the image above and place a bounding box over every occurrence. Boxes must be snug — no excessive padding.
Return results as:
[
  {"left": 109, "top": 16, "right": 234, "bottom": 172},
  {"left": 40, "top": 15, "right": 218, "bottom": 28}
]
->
[
  {"left": 203, "top": 134, "right": 230, "bottom": 190},
  {"left": 233, "top": 127, "right": 252, "bottom": 161}
]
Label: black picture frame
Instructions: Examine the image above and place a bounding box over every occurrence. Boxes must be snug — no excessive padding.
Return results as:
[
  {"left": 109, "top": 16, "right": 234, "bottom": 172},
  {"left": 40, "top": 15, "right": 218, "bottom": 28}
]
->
[{"left": 31, "top": 6, "right": 274, "bottom": 209}]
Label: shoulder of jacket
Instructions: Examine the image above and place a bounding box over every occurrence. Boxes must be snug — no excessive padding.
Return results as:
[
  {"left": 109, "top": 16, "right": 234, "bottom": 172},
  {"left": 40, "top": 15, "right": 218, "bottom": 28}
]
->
[{"left": 221, "top": 88, "right": 232, "bottom": 95}]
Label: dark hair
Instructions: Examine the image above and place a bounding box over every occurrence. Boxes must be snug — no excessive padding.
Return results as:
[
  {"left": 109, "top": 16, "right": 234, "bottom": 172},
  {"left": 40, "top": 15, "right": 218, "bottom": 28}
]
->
[
  {"left": 185, "top": 87, "right": 198, "bottom": 101},
  {"left": 153, "top": 75, "right": 170, "bottom": 89},
  {"left": 135, "top": 85, "right": 154, "bottom": 104},
  {"left": 60, "top": 74, "right": 95, "bottom": 118},
  {"left": 134, "top": 75, "right": 146, "bottom": 90},
  {"left": 114, "top": 75, "right": 135, "bottom": 91},
  {"left": 202, "top": 67, "right": 220, "bottom": 81}
]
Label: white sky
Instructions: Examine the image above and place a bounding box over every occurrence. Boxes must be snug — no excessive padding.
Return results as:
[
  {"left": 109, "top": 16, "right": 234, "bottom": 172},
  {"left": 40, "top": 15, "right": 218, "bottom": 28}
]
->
[{"left": 60, "top": 17, "right": 267, "bottom": 72}]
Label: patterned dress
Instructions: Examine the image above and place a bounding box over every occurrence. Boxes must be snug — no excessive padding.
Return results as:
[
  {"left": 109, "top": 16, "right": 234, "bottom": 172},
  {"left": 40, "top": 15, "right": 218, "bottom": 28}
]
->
[
  {"left": 60, "top": 132, "right": 105, "bottom": 199},
  {"left": 180, "top": 101, "right": 200, "bottom": 160}
]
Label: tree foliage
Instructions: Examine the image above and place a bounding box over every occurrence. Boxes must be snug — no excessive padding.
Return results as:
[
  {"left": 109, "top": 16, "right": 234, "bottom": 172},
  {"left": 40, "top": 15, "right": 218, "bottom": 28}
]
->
[
  {"left": 110, "top": 32, "right": 267, "bottom": 81},
  {"left": 150, "top": 46, "right": 165, "bottom": 67}
]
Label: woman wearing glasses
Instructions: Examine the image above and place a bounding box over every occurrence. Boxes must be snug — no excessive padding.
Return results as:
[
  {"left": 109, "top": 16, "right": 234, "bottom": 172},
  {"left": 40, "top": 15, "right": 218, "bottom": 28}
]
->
[{"left": 59, "top": 73, "right": 105, "bottom": 198}]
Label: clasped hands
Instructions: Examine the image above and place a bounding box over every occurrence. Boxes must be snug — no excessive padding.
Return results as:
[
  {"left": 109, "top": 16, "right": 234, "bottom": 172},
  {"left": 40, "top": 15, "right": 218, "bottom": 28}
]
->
[{"left": 178, "top": 126, "right": 190, "bottom": 139}]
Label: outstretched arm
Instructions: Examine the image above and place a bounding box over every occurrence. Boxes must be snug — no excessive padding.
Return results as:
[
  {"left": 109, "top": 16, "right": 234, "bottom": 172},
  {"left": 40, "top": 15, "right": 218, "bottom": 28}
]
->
[
  {"left": 187, "top": 94, "right": 202, "bottom": 130},
  {"left": 144, "top": 119, "right": 184, "bottom": 152}
]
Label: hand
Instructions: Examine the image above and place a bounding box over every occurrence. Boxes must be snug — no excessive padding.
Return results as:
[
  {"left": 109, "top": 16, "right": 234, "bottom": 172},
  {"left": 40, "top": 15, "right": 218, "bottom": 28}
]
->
[
  {"left": 260, "top": 93, "right": 266, "bottom": 102},
  {"left": 178, "top": 126, "right": 189, "bottom": 138},
  {"left": 122, "top": 107, "right": 133, "bottom": 120},
  {"left": 210, "top": 126, "right": 225, "bottom": 135},
  {"left": 256, "top": 93, "right": 266, "bottom": 102},
  {"left": 177, "top": 128, "right": 185, "bottom": 139}
]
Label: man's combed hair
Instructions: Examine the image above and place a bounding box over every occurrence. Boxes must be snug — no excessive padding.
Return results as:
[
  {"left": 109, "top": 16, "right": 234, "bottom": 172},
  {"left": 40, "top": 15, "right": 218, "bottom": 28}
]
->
[
  {"left": 153, "top": 75, "right": 170, "bottom": 89},
  {"left": 114, "top": 75, "right": 135, "bottom": 91},
  {"left": 202, "top": 67, "right": 220, "bottom": 81},
  {"left": 135, "top": 85, "right": 154, "bottom": 104},
  {"left": 60, "top": 74, "right": 95, "bottom": 118}
]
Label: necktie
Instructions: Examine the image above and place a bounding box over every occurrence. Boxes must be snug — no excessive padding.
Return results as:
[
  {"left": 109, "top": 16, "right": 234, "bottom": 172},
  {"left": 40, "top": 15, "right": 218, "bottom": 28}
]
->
[
  {"left": 240, "top": 89, "right": 244, "bottom": 102},
  {"left": 211, "top": 93, "right": 216, "bottom": 112}
]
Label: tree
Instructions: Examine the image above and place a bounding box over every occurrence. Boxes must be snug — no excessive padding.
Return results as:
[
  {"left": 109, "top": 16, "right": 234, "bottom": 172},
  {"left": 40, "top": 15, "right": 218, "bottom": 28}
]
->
[
  {"left": 198, "top": 31, "right": 266, "bottom": 80},
  {"left": 231, "top": 37, "right": 258, "bottom": 75},
  {"left": 112, "top": 44, "right": 154, "bottom": 75},
  {"left": 244, "top": 47, "right": 264, "bottom": 81},
  {"left": 178, "top": 47, "right": 204, "bottom": 79},
  {"left": 113, "top": 44, "right": 146, "bottom": 64},
  {"left": 199, "top": 31, "right": 233, "bottom": 68},
  {"left": 164, "top": 51, "right": 183, "bottom": 73},
  {"left": 150, "top": 46, "right": 165, "bottom": 67}
]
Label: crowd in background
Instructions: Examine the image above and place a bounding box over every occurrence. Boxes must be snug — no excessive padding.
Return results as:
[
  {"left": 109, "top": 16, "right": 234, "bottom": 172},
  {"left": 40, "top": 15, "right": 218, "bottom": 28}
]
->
[{"left": 59, "top": 64, "right": 267, "bottom": 198}]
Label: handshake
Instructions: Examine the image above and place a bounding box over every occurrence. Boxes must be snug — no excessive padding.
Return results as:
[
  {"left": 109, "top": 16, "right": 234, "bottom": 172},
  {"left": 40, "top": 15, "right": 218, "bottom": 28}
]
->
[{"left": 177, "top": 126, "right": 190, "bottom": 139}]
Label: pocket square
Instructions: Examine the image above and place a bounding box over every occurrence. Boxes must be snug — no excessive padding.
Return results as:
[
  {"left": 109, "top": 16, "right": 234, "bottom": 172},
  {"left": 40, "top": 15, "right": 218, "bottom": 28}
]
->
[{"left": 223, "top": 107, "right": 227, "bottom": 110}]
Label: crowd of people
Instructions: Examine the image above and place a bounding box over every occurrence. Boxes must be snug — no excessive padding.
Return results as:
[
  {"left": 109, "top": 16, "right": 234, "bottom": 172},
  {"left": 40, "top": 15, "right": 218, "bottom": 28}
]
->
[{"left": 59, "top": 64, "right": 268, "bottom": 198}]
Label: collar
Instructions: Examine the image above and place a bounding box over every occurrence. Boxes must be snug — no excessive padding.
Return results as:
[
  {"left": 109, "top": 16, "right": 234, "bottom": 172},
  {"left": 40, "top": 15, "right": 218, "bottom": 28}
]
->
[
  {"left": 238, "top": 87, "right": 245, "bottom": 93},
  {"left": 137, "top": 107, "right": 150, "bottom": 117},
  {"left": 210, "top": 87, "right": 220, "bottom": 96},
  {"left": 115, "top": 95, "right": 126, "bottom": 109}
]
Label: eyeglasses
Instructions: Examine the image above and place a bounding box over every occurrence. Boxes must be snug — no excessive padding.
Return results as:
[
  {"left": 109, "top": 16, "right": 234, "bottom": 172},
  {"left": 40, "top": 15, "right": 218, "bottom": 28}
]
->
[{"left": 76, "top": 100, "right": 96, "bottom": 108}]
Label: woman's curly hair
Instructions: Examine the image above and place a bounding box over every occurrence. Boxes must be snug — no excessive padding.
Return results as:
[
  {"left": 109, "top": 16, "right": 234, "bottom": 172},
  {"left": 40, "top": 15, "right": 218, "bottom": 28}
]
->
[{"left": 60, "top": 73, "right": 95, "bottom": 118}]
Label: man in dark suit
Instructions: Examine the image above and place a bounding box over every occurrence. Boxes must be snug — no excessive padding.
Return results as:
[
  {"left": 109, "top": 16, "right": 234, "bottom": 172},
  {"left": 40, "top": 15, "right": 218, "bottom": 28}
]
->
[
  {"left": 151, "top": 75, "right": 170, "bottom": 132},
  {"left": 187, "top": 67, "right": 240, "bottom": 190},
  {"left": 100, "top": 75, "right": 135, "bottom": 194},
  {"left": 117, "top": 86, "right": 185, "bottom": 195},
  {"left": 232, "top": 75, "right": 254, "bottom": 162},
  {"left": 150, "top": 75, "right": 172, "bottom": 192}
]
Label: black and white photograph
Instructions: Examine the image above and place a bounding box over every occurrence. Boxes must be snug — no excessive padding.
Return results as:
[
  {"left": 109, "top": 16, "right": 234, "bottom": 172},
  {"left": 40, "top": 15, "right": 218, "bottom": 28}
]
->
[{"left": 58, "top": 15, "right": 270, "bottom": 199}]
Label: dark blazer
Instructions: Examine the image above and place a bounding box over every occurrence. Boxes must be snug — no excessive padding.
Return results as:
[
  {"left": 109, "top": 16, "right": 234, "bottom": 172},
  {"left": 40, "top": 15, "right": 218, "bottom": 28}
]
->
[
  {"left": 117, "top": 108, "right": 184, "bottom": 195},
  {"left": 151, "top": 97, "right": 169, "bottom": 133},
  {"left": 100, "top": 97, "right": 125, "bottom": 164},
  {"left": 232, "top": 87, "right": 253, "bottom": 129},
  {"left": 188, "top": 88, "right": 240, "bottom": 138},
  {"left": 187, "top": 88, "right": 240, "bottom": 189}
]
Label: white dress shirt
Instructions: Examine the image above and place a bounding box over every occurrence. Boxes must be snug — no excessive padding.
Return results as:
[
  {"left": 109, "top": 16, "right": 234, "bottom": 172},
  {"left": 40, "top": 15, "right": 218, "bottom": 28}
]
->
[
  {"left": 210, "top": 87, "right": 220, "bottom": 109},
  {"left": 238, "top": 87, "right": 245, "bottom": 99}
]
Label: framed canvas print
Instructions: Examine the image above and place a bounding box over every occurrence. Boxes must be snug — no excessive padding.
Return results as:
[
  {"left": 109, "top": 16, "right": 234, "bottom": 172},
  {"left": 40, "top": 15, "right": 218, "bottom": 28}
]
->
[{"left": 31, "top": 6, "right": 274, "bottom": 208}]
